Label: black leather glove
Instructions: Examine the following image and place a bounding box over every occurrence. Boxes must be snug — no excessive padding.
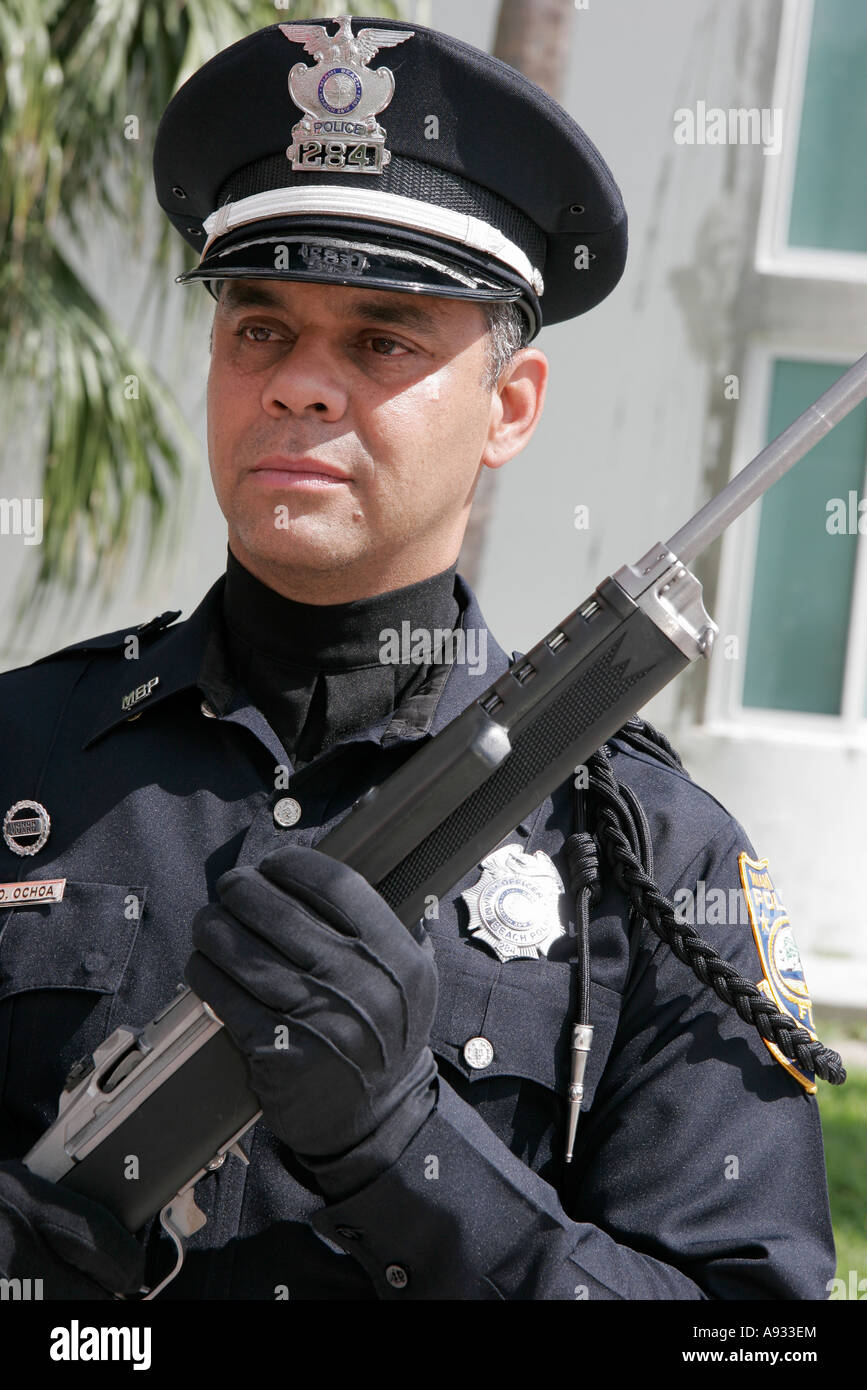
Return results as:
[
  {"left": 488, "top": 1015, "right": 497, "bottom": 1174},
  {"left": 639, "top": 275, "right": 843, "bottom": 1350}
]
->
[
  {"left": 185, "top": 844, "right": 439, "bottom": 1189},
  {"left": 0, "top": 1159, "right": 146, "bottom": 1299}
]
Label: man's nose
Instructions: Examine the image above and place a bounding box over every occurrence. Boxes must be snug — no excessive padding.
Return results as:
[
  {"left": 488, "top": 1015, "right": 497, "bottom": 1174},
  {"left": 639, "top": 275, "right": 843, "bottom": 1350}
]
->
[{"left": 260, "top": 332, "right": 349, "bottom": 418}]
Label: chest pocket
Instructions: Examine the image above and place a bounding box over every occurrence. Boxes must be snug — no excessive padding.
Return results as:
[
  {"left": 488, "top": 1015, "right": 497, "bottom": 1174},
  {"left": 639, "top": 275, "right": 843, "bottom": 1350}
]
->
[
  {"left": 0, "top": 881, "right": 145, "bottom": 1146},
  {"left": 428, "top": 934, "right": 622, "bottom": 1115}
]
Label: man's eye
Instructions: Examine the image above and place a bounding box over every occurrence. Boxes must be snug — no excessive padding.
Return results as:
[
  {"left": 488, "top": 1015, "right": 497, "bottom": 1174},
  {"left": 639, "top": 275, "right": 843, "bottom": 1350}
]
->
[
  {"left": 231, "top": 326, "right": 409, "bottom": 356},
  {"left": 366, "top": 336, "right": 409, "bottom": 357},
  {"left": 232, "top": 323, "right": 284, "bottom": 344},
  {"left": 236, "top": 325, "right": 277, "bottom": 343}
]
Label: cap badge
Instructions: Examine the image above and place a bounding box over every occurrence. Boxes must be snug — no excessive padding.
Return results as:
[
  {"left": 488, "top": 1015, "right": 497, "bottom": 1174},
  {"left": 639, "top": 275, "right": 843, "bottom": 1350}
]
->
[
  {"left": 279, "top": 16, "right": 414, "bottom": 175},
  {"left": 462, "top": 844, "right": 566, "bottom": 962},
  {"left": 3, "top": 800, "right": 51, "bottom": 857}
]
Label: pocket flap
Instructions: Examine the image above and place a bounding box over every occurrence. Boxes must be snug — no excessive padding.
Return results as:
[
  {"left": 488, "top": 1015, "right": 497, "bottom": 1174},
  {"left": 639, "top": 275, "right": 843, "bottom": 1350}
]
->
[
  {"left": 0, "top": 881, "right": 146, "bottom": 1001},
  {"left": 429, "top": 936, "right": 621, "bottom": 1112}
]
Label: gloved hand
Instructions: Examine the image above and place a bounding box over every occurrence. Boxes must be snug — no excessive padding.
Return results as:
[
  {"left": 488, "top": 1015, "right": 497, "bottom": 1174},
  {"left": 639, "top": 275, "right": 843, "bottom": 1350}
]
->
[
  {"left": 185, "top": 844, "right": 439, "bottom": 1188},
  {"left": 0, "top": 1159, "right": 146, "bottom": 1299}
]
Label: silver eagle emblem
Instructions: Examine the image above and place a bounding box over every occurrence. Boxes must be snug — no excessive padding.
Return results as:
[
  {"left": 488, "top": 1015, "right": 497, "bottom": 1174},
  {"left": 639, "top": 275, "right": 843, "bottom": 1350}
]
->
[
  {"left": 461, "top": 844, "right": 566, "bottom": 963},
  {"left": 279, "top": 16, "right": 414, "bottom": 174}
]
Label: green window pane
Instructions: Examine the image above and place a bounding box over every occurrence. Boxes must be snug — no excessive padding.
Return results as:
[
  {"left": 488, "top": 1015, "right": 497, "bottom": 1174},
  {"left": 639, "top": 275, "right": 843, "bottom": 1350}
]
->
[
  {"left": 789, "top": 0, "right": 867, "bottom": 253},
  {"left": 743, "top": 360, "right": 867, "bottom": 714}
]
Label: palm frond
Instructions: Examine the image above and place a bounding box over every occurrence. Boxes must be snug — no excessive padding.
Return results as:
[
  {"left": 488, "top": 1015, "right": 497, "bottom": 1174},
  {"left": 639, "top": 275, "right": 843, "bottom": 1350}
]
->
[
  {"left": 4, "top": 243, "right": 193, "bottom": 613},
  {"left": 0, "top": 0, "right": 407, "bottom": 613}
]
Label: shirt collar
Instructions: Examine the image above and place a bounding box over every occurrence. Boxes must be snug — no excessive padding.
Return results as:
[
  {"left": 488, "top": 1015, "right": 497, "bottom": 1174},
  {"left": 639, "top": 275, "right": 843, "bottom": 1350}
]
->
[
  {"left": 222, "top": 547, "right": 461, "bottom": 671},
  {"left": 83, "top": 571, "right": 515, "bottom": 751},
  {"left": 82, "top": 579, "right": 224, "bottom": 748}
]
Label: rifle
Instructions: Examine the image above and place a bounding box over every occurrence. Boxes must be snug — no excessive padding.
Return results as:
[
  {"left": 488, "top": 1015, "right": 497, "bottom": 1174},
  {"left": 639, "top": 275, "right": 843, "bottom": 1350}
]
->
[{"left": 24, "top": 351, "right": 867, "bottom": 1298}]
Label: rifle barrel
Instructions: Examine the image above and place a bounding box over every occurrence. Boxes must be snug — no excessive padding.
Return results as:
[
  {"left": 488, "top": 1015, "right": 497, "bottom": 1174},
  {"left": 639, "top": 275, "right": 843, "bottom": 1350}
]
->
[{"left": 667, "top": 351, "right": 867, "bottom": 566}]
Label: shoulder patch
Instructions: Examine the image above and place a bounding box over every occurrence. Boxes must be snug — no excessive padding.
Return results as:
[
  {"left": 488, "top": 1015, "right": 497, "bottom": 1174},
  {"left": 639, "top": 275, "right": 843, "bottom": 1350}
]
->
[{"left": 738, "top": 852, "right": 817, "bottom": 1094}]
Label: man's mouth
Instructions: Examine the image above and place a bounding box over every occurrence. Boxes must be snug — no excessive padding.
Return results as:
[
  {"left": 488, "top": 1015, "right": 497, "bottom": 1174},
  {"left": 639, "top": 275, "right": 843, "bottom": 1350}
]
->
[{"left": 249, "top": 455, "right": 353, "bottom": 487}]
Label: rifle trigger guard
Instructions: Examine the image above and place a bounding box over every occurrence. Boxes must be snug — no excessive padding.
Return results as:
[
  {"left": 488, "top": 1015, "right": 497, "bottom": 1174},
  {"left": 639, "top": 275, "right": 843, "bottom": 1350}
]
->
[{"left": 141, "top": 1187, "right": 208, "bottom": 1301}]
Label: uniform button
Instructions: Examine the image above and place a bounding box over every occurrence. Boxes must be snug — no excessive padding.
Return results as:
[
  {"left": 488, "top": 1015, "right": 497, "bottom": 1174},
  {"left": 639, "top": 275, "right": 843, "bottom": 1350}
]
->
[
  {"left": 336, "top": 1226, "right": 362, "bottom": 1241},
  {"left": 462, "top": 1036, "right": 494, "bottom": 1070},
  {"left": 83, "top": 951, "right": 107, "bottom": 973},
  {"left": 200, "top": 700, "right": 217, "bottom": 719},
  {"left": 385, "top": 1264, "right": 408, "bottom": 1289},
  {"left": 274, "top": 797, "right": 302, "bottom": 828}
]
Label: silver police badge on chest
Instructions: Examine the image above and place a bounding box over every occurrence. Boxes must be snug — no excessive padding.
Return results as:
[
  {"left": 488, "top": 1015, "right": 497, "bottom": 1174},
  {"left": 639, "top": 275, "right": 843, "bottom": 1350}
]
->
[{"left": 461, "top": 844, "right": 566, "bottom": 962}]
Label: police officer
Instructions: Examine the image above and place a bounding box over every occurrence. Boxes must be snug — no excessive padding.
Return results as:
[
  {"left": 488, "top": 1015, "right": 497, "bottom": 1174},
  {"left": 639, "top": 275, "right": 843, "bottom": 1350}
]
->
[{"left": 0, "top": 15, "right": 835, "bottom": 1300}]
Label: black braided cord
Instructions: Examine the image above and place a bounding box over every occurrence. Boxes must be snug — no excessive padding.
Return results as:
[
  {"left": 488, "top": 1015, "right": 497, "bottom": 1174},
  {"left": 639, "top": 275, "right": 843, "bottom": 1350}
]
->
[
  {"left": 581, "top": 720, "right": 846, "bottom": 1086},
  {"left": 563, "top": 784, "right": 600, "bottom": 1027},
  {"left": 615, "top": 714, "right": 685, "bottom": 772}
]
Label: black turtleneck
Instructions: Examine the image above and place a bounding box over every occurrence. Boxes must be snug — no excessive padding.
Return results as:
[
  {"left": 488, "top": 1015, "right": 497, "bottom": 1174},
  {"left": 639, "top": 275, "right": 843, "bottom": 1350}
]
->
[{"left": 221, "top": 549, "right": 461, "bottom": 767}]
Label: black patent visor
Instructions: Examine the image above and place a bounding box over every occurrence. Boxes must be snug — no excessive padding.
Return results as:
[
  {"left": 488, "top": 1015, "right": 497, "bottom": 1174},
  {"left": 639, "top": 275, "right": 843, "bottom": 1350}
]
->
[{"left": 176, "top": 224, "right": 540, "bottom": 336}]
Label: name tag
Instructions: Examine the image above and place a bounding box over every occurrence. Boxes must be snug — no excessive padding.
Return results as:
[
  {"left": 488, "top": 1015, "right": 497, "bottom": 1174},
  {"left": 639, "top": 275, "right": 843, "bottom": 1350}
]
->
[{"left": 0, "top": 878, "right": 66, "bottom": 905}]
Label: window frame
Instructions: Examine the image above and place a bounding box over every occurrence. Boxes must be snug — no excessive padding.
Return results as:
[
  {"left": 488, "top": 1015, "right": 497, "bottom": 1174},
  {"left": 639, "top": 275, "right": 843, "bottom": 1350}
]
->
[
  {"left": 756, "top": 0, "right": 867, "bottom": 283},
  {"left": 704, "top": 340, "right": 867, "bottom": 748}
]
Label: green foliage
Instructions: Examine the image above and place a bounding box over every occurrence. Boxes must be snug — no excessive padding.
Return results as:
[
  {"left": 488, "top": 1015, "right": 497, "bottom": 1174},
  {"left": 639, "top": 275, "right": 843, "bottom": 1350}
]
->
[{"left": 0, "top": 0, "right": 405, "bottom": 605}]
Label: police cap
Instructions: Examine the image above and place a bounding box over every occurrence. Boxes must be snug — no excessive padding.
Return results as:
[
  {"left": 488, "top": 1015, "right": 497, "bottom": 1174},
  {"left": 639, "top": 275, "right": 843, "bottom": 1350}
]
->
[{"left": 153, "top": 13, "right": 627, "bottom": 340}]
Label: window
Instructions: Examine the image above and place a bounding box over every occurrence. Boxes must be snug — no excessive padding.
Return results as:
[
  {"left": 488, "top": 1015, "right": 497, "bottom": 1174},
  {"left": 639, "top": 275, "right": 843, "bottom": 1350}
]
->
[
  {"left": 709, "top": 348, "right": 867, "bottom": 740},
  {"left": 757, "top": 0, "right": 867, "bottom": 279},
  {"left": 742, "top": 357, "right": 867, "bottom": 716},
  {"left": 707, "top": 0, "right": 867, "bottom": 742}
]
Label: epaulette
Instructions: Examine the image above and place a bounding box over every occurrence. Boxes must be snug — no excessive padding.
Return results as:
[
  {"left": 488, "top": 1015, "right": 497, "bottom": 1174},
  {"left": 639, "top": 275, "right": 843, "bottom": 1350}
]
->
[
  {"left": 607, "top": 715, "right": 688, "bottom": 776},
  {"left": 27, "top": 610, "right": 182, "bottom": 667}
]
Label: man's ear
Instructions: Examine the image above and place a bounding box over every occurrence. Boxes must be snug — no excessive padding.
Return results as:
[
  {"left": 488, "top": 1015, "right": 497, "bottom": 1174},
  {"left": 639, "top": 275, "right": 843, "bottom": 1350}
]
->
[{"left": 481, "top": 348, "right": 548, "bottom": 471}]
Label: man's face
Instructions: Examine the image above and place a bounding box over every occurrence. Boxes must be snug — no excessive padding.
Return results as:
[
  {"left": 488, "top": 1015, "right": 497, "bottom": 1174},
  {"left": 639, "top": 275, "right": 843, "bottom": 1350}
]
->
[{"left": 207, "top": 277, "right": 518, "bottom": 601}]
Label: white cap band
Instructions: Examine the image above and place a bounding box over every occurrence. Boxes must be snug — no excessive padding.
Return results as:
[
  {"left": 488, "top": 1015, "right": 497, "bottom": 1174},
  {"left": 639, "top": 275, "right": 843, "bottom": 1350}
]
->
[{"left": 201, "top": 184, "right": 545, "bottom": 296}]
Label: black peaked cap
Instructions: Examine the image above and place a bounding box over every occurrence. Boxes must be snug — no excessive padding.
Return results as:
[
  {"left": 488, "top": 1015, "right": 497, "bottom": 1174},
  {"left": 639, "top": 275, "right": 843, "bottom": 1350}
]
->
[{"left": 153, "top": 14, "right": 627, "bottom": 338}]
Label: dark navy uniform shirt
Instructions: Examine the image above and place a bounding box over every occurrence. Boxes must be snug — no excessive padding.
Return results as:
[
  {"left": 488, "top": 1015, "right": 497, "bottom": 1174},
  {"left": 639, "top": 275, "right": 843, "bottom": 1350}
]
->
[{"left": 0, "top": 572, "right": 835, "bottom": 1299}]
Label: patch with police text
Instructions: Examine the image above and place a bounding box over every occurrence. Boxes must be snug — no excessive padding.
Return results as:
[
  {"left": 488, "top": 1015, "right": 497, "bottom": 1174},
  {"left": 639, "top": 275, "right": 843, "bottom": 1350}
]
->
[{"left": 738, "top": 853, "right": 817, "bottom": 1093}]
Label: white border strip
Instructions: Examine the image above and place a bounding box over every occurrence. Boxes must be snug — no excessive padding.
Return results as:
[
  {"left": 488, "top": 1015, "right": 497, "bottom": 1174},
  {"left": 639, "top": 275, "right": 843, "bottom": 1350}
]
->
[{"left": 200, "top": 185, "right": 545, "bottom": 295}]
